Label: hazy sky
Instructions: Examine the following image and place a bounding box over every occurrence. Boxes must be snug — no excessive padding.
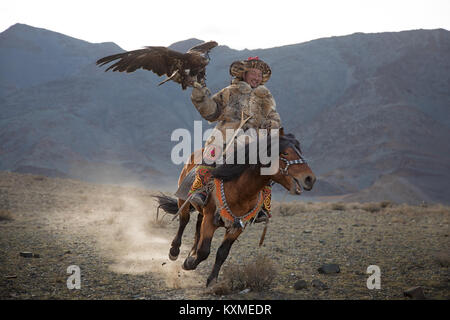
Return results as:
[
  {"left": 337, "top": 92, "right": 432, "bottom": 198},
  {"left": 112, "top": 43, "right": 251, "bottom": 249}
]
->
[{"left": 1, "top": 0, "right": 449, "bottom": 50}]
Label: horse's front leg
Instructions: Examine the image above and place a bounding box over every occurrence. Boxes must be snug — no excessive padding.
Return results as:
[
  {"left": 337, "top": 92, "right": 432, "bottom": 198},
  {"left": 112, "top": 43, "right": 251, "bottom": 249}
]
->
[
  {"left": 182, "top": 209, "right": 217, "bottom": 271},
  {"left": 206, "top": 228, "right": 243, "bottom": 287},
  {"left": 189, "top": 212, "right": 203, "bottom": 257},
  {"left": 169, "top": 199, "right": 191, "bottom": 261}
]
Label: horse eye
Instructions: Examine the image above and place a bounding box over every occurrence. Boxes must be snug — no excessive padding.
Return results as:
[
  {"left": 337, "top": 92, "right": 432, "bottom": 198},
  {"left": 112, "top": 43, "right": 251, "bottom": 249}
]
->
[{"left": 281, "top": 152, "right": 288, "bottom": 156}]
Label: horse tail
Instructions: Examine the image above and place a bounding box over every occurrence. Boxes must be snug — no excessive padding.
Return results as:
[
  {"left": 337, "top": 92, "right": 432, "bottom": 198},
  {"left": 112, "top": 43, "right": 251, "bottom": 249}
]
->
[{"left": 153, "top": 194, "right": 195, "bottom": 215}]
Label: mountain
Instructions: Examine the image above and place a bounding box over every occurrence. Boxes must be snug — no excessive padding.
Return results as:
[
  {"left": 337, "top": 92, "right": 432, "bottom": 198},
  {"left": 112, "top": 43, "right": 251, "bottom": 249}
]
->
[
  {"left": 0, "top": 23, "right": 122, "bottom": 97},
  {"left": 1, "top": 23, "right": 449, "bottom": 203}
]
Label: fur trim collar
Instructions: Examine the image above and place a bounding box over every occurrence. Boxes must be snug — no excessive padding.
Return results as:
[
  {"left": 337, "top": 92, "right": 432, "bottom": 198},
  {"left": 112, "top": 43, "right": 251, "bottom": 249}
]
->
[{"left": 231, "top": 79, "right": 269, "bottom": 95}]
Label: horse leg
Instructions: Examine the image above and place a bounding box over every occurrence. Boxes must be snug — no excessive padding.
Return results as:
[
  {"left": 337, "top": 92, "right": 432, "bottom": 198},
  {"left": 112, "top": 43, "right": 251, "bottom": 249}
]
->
[
  {"left": 182, "top": 210, "right": 217, "bottom": 271},
  {"left": 169, "top": 199, "right": 191, "bottom": 261},
  {"left": 206, "top": 228, "right": 243, "bottom": 287},
  {"left": 189, "top": 212, "right": 203, "bottom": 256}
]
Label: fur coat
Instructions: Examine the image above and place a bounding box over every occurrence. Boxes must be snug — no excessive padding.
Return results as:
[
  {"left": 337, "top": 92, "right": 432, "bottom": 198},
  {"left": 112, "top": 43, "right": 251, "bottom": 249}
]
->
[{"left": 191, "top": 79, "right": 281, "bottom": 150}]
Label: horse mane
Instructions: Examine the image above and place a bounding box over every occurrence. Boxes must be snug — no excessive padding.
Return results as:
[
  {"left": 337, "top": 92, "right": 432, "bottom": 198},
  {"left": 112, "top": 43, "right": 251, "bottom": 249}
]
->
[{"left": 211, "top": 133, "right": 301, "bottom": 182}]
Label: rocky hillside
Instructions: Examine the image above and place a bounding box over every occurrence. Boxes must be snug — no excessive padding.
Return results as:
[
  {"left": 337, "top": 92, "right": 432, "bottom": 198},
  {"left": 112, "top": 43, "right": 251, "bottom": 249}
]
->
[{"left": 1, "top": 23, "right": 449, "bottom": 203}]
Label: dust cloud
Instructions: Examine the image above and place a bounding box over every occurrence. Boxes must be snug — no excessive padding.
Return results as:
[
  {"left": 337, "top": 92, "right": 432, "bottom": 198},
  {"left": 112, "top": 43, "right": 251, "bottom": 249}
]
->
[{"left": 67, "top": 187, "right": 202, "bottom": 289}]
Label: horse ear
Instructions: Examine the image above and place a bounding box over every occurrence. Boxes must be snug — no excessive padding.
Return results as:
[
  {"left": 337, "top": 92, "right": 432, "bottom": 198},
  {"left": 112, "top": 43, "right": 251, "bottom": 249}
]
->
[{"left": 279, "top": 127, "right": 285, "bottom": 136}]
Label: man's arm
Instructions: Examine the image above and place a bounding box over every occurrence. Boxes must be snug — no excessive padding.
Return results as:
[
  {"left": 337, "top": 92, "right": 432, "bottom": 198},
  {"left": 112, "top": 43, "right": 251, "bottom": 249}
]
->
[
  {"left": 252, "top": 86, "right": 281, "bottom": 129},
  {"left": 262, "top": 90, "right": 281, "bottom": 129},
  {"left": 191, "top": 87, "right": 224, "bottom": 122},
  {"left": 264, "top": 107, "right": 281, "bottom": 129}
]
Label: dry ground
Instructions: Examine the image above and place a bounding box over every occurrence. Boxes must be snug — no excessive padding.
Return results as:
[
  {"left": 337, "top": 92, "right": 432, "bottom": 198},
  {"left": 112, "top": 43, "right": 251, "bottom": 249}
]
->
[{"left": 0, "top": 171, "right": 449, "bottom": 300}]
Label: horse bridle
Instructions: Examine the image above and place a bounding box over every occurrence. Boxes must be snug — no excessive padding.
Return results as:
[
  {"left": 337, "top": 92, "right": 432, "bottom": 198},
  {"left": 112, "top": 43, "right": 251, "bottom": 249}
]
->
[{"left": 279, "top": 145, "right": 307, "bottom": 176}]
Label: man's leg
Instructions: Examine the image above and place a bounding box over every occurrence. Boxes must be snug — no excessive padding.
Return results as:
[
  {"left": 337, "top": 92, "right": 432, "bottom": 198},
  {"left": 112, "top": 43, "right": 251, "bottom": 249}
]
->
[{"left": 189, "top": 165, "right": 213, "bottom": 207}]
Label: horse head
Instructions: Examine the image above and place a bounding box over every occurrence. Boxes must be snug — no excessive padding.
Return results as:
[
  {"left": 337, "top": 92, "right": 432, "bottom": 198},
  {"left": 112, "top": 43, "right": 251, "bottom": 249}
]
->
[
  {"left": 270, "top": 130, "right": 316, "bottom": 195},
  {"left": 210, "top": 128, "right": 316, "bottom": 195}
]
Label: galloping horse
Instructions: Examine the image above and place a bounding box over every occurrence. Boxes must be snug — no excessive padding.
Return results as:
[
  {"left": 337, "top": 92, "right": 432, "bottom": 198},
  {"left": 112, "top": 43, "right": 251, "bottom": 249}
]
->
[{"left": 154, "top": 131, "right": 315, "bottom": 286}]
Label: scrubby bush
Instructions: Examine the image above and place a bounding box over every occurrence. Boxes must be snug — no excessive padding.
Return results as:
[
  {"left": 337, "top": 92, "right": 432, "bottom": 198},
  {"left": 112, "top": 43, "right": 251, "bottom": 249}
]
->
[
  {"left": 361, "top": 202, "right": 383, "bottom": 213},
  {"left": 331, "top": 202, "right": 346, "bottom": 211},
  {"left": 0, "top": 209, "right": 13, "bottom": 221},
  {"left": 272, "top": 202, "right": 298, "bottom": 216},
  {"left": 212, "top": 254, "right": 277, "bottom": 295},
  {"left": 272, "top": 201, "right": 312, "bottom": 216}
]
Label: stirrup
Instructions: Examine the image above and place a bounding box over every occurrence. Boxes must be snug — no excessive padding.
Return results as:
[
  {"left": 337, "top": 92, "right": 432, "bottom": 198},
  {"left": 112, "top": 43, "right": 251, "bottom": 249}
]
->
[
  {"left": 189, "top": 192, "right": 206, "bottom": 207},
  {"left": 253, "top": 210, "right": 270, "bottom": 224}
]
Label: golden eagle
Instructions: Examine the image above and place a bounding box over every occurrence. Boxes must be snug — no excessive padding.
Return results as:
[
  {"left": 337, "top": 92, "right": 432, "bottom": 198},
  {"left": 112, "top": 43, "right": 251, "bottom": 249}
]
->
[{"left": 96, "top": 41, "right": 218, "bottom": 90}]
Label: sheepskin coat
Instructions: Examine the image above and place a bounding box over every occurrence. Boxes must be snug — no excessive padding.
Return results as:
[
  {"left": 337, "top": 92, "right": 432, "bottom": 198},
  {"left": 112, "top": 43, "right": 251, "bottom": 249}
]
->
[{"left": 191, "top": 78, "right": 281, "bottom": 149}]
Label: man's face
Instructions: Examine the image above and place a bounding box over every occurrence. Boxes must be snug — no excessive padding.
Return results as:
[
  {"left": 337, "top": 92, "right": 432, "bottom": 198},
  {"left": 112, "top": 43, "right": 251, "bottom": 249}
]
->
[{"left": 243, "top": 68, "right": 263, "bottom": 88}]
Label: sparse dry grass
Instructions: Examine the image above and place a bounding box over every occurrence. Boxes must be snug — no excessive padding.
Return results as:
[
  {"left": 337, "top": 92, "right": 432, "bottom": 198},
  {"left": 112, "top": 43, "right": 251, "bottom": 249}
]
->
[
  {"left": 357, "top": 201, "right": 394, "bottom": 212},
  {"left": 0, "top": 209, "right": 13, "bottom": 221},
  {"left": 360, "top": 202, "right": 384, "bottom": 213},
  {"left": 271, "top": 200, "right": 450, "bottom": 216},
  {"left": 380, "top": 200, "right": 393, "bottom": 208},
  {"left": 272, "top": 200, "right": 319, "bottom": 216},
  {"left": 331, "top": 202, "right": 346, "bottom": 211},
  {"left": 273, "top": 202, "right": 299, "bottom": 216},
  {"left": 151, "top": 217, "right": 170, "bottom": 229},
  {"left": 211, "top": 254, "right": 277, "bottom": 295},
  {"left": 434, "top": 251, "right": 450, "bottom": 267},
  {"left": 384, "top": 203, "right": 450, "bottom": 215},
  {"left": 1, "top": 170, "right": 449, "bottom": 300}
]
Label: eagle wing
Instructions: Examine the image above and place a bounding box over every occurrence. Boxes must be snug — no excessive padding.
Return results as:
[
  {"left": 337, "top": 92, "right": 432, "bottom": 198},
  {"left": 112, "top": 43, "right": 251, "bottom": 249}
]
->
[
  {"left": 96, "top": 46, "right": 187, "bottom": 76},
  {"left": 187, "top": 41, "right": 218, "bottom": 54}
]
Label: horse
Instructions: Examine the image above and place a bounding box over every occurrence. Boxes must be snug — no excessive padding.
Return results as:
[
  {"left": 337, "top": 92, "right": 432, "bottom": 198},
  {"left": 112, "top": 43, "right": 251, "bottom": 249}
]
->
[{"left": 154, "top": 131, "right": 316, "bottom": 286}]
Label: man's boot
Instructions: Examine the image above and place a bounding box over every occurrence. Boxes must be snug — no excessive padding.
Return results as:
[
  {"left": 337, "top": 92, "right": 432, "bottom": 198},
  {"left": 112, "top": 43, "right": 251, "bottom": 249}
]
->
[
  {"left": 188, "top": 165, "right": 213, "bottom": 208},
  {"left": 253, "top": 184, "right": 272, "bottom": 223},
  {"left": 253, "top": 209, "right": 270, "bottom": 223},
  {"left": 190, "top": 191, "right": 207, "bottom": 207}
]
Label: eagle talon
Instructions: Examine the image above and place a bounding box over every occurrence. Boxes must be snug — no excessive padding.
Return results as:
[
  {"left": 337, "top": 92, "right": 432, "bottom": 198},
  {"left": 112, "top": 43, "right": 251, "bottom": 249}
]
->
[
  {"left": 193, "top": 81, "right": 203, "bottom": 89},
  {"left": 158, "top": 70, "right": 179, "bottom": 86}
]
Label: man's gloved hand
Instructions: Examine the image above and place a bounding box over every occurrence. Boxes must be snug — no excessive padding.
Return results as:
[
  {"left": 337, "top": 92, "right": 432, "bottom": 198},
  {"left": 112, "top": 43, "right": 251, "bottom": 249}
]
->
[
  {"left": 191, "top": 86, "right": 211, "bottom": 103},
  {"left": 261, "top": 119, "right": 274, "bottom": 129}
]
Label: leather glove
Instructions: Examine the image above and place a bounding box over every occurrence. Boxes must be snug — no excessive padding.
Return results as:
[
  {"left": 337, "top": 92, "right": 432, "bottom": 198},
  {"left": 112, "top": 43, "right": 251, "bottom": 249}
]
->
[{"left": 261, "top": 120, "right": 273, "bottom": 129}]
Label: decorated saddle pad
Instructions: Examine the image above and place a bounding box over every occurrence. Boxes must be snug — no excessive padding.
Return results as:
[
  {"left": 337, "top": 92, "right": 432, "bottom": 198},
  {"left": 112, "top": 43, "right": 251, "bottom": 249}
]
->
[{"left": 174, "top": 167, "right": 197, "bottom": 200}]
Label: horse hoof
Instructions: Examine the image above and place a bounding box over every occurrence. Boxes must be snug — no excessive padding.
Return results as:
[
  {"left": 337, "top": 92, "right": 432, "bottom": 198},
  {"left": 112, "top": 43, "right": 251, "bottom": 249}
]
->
[
  {"left": 182, "top": 256, "right": 196, "bottom": 271},
  {"left": 169, "top": 248, "right": 179, "bottom": 261},
  {"left": 169, "top": 252, "right": 178, "bottom": 261},
  {"left": 206, "top": 276, "right": 217, "bottom": 287}
]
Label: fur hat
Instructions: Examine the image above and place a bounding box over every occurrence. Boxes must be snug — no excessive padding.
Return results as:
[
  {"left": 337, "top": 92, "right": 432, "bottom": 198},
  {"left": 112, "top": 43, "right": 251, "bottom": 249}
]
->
[{"left": 229, "top": 57, "right": 271, "bottom": 84}]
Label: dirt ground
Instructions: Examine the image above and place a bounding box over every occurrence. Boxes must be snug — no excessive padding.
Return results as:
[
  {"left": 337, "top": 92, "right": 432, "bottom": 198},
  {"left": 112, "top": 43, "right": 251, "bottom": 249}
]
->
[{"left": 0, "top": 171, "right": 449, "bottom": 300}]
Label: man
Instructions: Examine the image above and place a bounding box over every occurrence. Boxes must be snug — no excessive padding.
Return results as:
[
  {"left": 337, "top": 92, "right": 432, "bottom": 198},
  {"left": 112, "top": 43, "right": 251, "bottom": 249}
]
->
[{"left": 188, "top": 57, "right": 281, "bottom": 222}]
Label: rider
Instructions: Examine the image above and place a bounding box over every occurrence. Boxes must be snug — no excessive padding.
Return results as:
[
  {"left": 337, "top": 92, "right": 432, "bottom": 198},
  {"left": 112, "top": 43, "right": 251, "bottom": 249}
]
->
[{"left": 189, "top": 57, "right": 281, "bottom": 222}]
